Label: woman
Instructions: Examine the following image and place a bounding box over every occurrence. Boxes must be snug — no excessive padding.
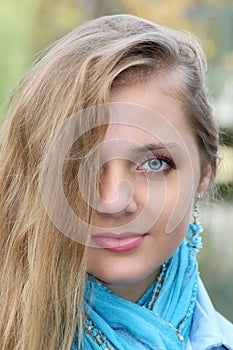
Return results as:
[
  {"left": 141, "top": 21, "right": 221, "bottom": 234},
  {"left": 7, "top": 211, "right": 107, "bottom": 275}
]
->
[{"left": 0, "top": 14, "right": 232, "bottom": 350}]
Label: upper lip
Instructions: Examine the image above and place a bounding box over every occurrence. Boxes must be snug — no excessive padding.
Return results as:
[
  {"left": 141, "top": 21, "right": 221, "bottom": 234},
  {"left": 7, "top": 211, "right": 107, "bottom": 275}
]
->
[{"left": 91, "top": 232, "right": 146, "bottom": 239}]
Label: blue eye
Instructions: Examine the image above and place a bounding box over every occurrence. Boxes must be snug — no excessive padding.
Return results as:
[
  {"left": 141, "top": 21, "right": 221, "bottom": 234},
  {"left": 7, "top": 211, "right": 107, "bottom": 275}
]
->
[
  {"left": 142, "top": 158, "right": 169, "bottom": 171},
  {"left": 136, "top": 156, "right": 175, "bottom": 174}
]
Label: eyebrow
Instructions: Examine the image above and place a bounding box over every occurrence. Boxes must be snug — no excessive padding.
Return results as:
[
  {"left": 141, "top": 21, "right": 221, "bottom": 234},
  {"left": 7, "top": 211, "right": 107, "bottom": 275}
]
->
[{"left": 134, "top": 142, "right": 182, "bottom": 154}]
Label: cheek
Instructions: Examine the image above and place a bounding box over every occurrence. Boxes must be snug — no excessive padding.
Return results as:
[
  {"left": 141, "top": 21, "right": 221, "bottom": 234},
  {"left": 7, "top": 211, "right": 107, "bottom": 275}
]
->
[
  {"left": 148, "top": 196, "right": 191, "bottom": 260},
  {"left": 146, "top": 174, "right": 193, "bottom": 235}
]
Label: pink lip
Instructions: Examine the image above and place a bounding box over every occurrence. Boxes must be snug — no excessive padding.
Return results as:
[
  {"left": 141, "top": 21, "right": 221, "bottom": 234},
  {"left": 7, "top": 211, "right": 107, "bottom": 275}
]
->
[{"left": 91, "top": 232, "right": 147, "bottom": 252}]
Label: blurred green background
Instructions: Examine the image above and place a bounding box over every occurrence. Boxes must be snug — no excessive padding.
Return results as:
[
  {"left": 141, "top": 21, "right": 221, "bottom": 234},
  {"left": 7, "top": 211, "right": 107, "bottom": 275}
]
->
[{"left": 0, "top": 0, "right": 232, "bottom": 321}]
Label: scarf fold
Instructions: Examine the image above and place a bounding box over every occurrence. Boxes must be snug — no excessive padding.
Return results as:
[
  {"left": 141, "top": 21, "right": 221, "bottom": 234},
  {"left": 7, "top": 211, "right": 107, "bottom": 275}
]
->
[{"left": 72, "top": 236, "right": 200, "bottom": 350}]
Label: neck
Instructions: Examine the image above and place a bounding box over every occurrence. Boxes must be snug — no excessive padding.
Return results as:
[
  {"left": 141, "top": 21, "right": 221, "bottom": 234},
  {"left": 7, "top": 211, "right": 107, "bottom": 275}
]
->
[{"left": 103, "top": 268, "right": 160, "bottom": 302}]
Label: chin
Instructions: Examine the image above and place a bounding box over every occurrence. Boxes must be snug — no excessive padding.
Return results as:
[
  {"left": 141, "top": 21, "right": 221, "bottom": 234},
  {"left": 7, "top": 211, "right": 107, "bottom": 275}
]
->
[
  {"left": 87, "top": 264, "right": 158, "bottom": 286},
  {"left": 89, "top": 270, "right": 136, "bottom": 284}
]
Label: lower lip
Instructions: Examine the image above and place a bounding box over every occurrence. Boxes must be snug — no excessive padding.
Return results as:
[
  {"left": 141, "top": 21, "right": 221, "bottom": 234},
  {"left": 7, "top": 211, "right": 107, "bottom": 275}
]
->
[{"left": 91, "top": 234, "right": 147, "bottom": 252}]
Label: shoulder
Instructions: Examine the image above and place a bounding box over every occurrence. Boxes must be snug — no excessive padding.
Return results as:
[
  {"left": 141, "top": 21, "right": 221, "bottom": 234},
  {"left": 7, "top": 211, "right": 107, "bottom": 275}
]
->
[{"left": 188, "top": 278, "right": 233, "bottom": 350}]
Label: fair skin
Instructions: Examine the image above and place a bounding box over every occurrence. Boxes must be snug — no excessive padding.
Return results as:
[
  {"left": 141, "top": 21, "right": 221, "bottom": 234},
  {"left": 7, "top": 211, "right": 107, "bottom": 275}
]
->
[{"left": 87, "top": 80, "right": 211, "bottom": 302}]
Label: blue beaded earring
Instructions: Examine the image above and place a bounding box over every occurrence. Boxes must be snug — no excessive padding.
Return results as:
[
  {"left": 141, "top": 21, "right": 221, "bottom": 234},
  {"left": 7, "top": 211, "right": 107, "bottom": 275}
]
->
[{"left": 187, "top": 195, "right": 203, "bottom": 256}]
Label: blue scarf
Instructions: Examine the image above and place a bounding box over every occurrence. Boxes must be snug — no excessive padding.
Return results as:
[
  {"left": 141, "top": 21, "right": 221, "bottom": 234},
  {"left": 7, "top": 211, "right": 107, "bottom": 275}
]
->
[{"left": 72, "top": 224, "right": 202, "bottom": 350}]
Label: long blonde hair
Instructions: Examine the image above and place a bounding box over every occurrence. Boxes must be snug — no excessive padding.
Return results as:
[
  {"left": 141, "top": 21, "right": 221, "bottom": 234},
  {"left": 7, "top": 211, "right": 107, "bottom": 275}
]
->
[{"left": 0, "top": 14, "right": 218, "bottom": 349}]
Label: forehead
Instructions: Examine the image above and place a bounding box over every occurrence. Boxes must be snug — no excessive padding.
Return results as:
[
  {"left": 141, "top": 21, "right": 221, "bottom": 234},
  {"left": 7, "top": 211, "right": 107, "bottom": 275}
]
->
[
  {"left": 101, "top": 124, "right": 184, "bottom": 163},
  {"left": 105, "top": 123, "right": 158, "bottom": 142},
  {"left": 109, "top": 80, "right": 186, "bottom": 129},
  {"left": 105, "top": 88, "right": 194, "bottom": 143},
  {"left": 97, "top": 81, "right": 201, "bottom": 165},
  {"left": 104, "top": 81, "right": 197, "bottom": 148}
]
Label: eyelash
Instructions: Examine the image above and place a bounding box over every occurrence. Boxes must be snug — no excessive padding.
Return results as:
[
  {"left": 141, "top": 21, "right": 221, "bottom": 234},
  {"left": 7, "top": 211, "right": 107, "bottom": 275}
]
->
[{"left": 135, "top": 155, "right": 176, "bottom": 175}]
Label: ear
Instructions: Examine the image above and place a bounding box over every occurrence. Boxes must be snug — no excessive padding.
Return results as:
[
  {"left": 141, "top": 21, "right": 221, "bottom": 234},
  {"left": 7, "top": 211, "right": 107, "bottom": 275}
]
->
[{"left": 197, "top": 164, "right": 212, "bottom": 197}]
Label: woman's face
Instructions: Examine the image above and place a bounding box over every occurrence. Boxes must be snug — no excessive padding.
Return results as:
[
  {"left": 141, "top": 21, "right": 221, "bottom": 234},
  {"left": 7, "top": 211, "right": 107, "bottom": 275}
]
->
[{"left": 86, "top": 80, "right": 207, "bottom": 299}]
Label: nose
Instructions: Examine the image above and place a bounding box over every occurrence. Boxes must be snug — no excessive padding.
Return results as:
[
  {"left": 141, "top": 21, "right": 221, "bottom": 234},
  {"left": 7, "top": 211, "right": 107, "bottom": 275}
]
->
[{"left": 97, "top": 160, "right": 138, "bottom": 216}]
